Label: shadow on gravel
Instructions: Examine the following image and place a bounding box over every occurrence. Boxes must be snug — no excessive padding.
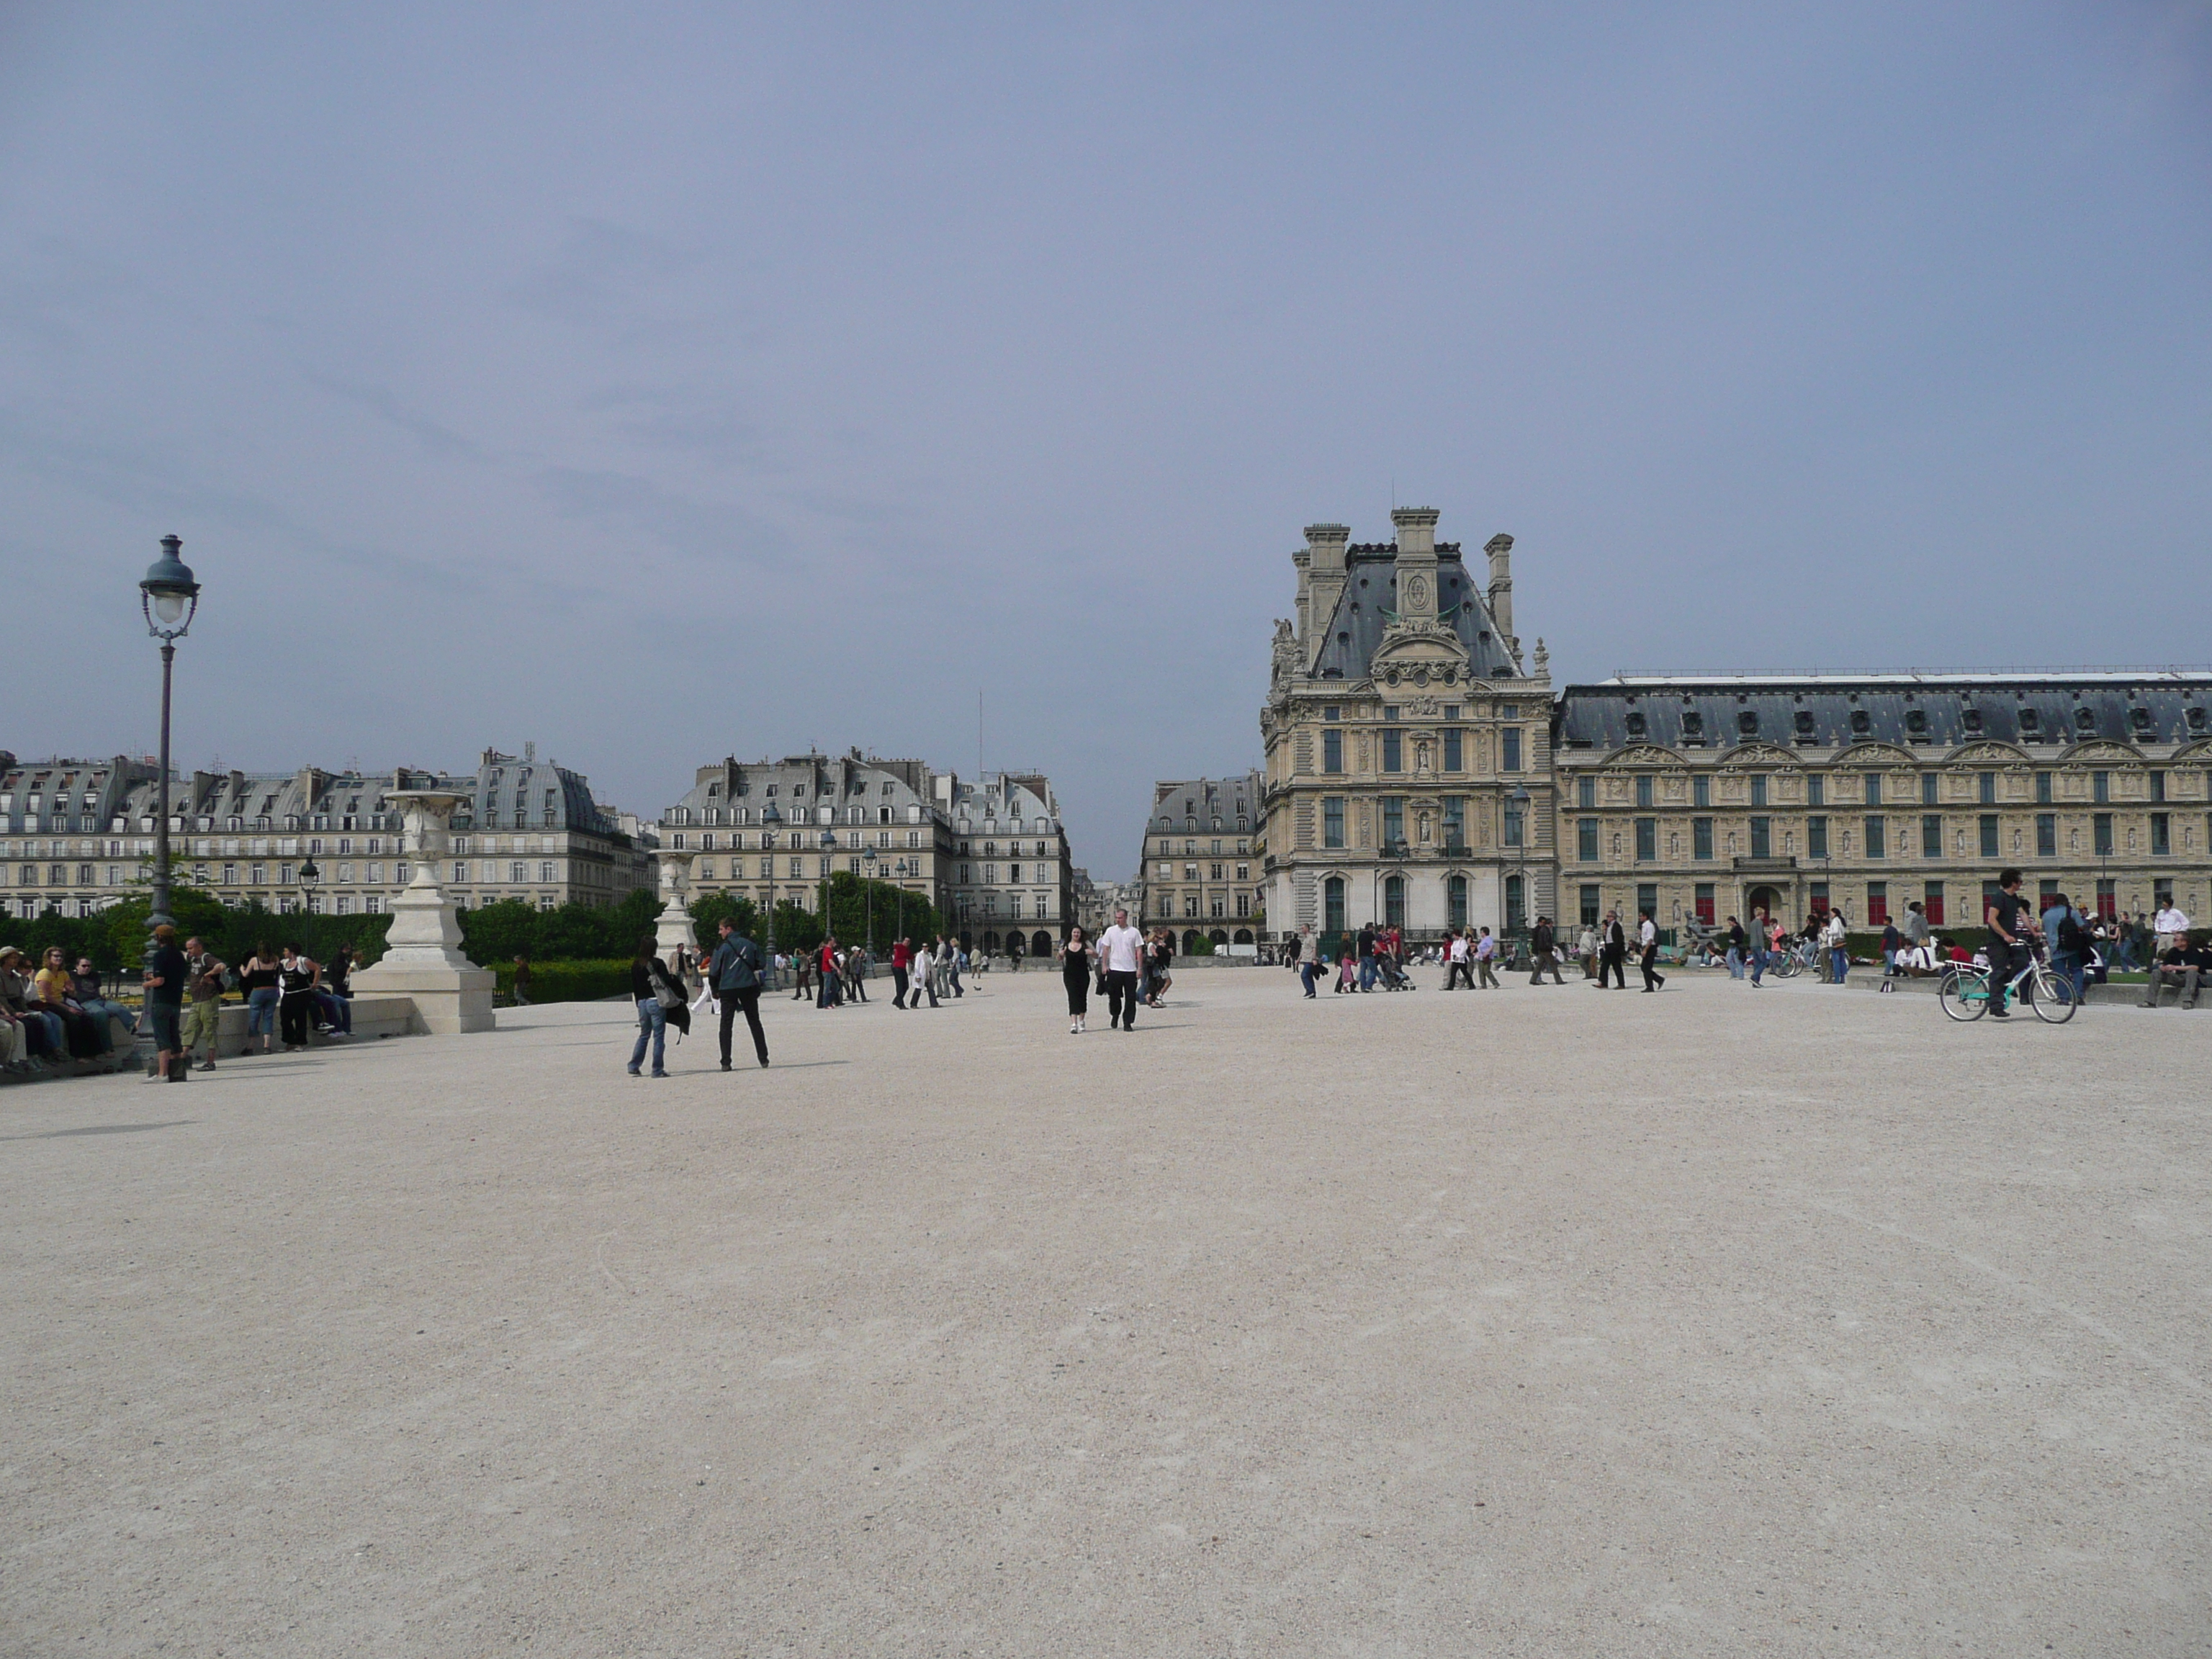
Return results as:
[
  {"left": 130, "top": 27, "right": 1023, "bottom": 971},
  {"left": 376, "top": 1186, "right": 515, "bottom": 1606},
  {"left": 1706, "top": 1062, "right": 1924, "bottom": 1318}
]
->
[{"left": 1, "top": 1120, "right": 196, "bottom": 1141}]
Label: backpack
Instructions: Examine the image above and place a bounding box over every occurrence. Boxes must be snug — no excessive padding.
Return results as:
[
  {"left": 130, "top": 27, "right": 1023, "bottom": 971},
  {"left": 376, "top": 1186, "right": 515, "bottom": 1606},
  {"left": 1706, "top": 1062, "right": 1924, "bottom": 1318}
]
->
[{"left": 2056, "top": 909, "right": 2089, "bottom": 957}]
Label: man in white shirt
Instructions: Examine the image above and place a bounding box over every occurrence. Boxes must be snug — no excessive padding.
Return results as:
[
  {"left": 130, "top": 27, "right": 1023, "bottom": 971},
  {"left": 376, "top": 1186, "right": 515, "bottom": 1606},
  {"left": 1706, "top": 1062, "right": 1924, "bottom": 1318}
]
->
[
  {"left": 2154, "top": 903, "right": 2190, "bottom": 953},
  {"left": 1445, "top": 930, "right": 1471, "bottom": 990},
  {"left": 1637, "top": 910, "right": 1665, "bottom": 992},
  {"left": 1098, "top": 908, "right": 1146, "bottom": 1031}
]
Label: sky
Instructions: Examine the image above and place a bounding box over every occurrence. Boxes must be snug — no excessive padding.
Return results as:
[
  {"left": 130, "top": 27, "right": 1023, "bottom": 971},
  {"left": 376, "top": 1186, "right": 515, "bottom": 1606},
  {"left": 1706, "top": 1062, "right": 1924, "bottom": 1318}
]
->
[{"left": 4, "top": 2, "right": 2209, "bottom": 876}]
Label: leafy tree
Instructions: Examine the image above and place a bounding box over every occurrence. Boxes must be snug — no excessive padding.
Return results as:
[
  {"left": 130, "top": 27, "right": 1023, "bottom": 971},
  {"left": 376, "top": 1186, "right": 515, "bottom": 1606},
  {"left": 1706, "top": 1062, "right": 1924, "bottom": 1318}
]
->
[{"left": 688, "top": 890, "right": 761, "bottom": 940}]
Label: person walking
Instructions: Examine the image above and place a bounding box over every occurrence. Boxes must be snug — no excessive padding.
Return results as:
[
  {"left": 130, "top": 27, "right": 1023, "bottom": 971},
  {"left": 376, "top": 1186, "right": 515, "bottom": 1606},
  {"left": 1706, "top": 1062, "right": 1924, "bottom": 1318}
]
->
[
  {"left": 1445, "top": 928, "right": 1472, "bottom": 989},
  {"left": 512, "top": 953, "right": 534, "bottom": 1007},
  {"left": 180, "top": 937, "right": 228, "bottom": 1071},
  {"left": 1637, "top": 910, "right": 1665, "bottom": 992},
  {"left": 1474, "top": 927, "right": 1501, "bottom": 989},
  {"left": 1099, "top": 907, "right": 1143, "bottom": 1031},
  {"left": 946, "top": 940, "right": 965, "bottom": 998},
  {"left": 1576, "top": 921, "right": 1599, "bottom": 980},
  {"left": 1298, "top": 940, "right": 1319, "bottom": 998},
  {"left": 709, "top": 916, "right": 770, "bottom": 1069},
  {"left": 890, "top": 935, "right": 912, "bottom": 1009},
  {"left": 628, "top": 935, "right": 674, "bottom": 1076},
  {"left": 816, "top": 936, "right": 842, "bottom": 1010},
  {"left": 2042, "top": 890, "right": 2087, "bottom": 1006},
  {"left": 1061, "top": 927, "right": 1094, "bottom": 1033},
  {"left": 1527, "top": 916, "right": 1564, "bottom": 985},
  {"left": 1597, "top": 911, "right": 1627, "bottom": 989},
  {"left": 1825, "top": 909, "right": 1849, "bottom": 986},
  {"left": 909, "top": 937, "right": 941, "bottom": 1008}
]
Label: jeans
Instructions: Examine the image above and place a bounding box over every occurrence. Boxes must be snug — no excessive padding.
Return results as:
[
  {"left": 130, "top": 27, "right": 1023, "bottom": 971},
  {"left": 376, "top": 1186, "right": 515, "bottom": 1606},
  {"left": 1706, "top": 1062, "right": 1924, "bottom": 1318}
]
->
[
  {"left": 1105, "top": 968, "right": 1139, "bottom": 1027},
  {"left": 1748, "top": 948, "right": 1767, "bottom": 986},
  {"left": 948, "top": 963, "right": 963, "bottom": 997},
  {"left": 2051, "top": 952, "right": 2085, "bottom": 1004},
  {"left": 1358, "top": 956, "right": 1377, "bottom": 992},
  {"left": 315, "top": 990, "right": 351, "bottom": 1033},
  {"left": 1830, "top": 947, "right": 1848, "bottom": 984},
  {"left": 1299, "top": 961, "right": 1316, "bottom": 997},
  {"left": 76, "top": 999, "right": 129, "bottom": 1050},
  {"left": 719, "top": 986, "right": 767, "bottom": 1064},
  {"left": 1726, "top": 948, "right": 1745, "bottom": 979},
  {"left": 629, "top": 997, "right": 667, "bottom": 1071},
  {"left": 247, "top": 986, "right": 281, "bottom": 1038}
]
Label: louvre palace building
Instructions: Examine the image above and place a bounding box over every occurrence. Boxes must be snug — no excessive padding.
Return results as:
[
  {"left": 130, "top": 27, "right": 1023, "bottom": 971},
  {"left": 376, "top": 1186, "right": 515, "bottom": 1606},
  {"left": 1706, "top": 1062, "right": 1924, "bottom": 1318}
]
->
[{"left": 1260, "top": 508, "right": 2212, "bottom": 943}]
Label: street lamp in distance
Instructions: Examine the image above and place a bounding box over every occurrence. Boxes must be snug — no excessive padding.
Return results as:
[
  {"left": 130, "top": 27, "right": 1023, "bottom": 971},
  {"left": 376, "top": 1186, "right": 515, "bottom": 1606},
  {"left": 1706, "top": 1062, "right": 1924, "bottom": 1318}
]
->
[
  {"left": 138, "top": 535, "right": 201, "bottom": 945},
  {"left": 299, "top": 855, "right": 322, "bottom": 916},
  {"left": 760, "top": 803, "right": 782, "bottom": 955},
  {"left": 861, "top": 846, "right": 878, "bottom": 953}
]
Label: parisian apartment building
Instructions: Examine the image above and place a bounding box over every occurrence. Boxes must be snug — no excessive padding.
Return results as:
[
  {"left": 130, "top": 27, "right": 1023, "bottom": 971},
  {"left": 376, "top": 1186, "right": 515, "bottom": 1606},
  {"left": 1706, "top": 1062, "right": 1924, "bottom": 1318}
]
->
[
  {"left": 657, "top": 750, "right": 1074, "bottom": 955},
  {"left": 1136, "top": 770, "right": 1266, "bottom": 950},
  {"left": 1259, "top": 507, "right": 2212, "bottom": 943},
  {"left": 0, "top": 746, "right": 652, "bottom": 921}
]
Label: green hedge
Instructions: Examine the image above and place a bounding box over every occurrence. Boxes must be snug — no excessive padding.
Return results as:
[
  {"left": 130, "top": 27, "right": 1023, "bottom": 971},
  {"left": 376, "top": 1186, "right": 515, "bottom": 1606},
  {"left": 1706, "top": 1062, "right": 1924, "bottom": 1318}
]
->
[{"left": 495, "top": 959, "right": 633, "bottom": 1004}]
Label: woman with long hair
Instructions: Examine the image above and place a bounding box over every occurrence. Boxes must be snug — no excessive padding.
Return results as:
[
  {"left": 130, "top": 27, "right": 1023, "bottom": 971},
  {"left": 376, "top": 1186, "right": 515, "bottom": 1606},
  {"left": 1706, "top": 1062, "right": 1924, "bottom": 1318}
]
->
[
  {"left": 629, "top": 934, "right": 673, "bottom": 1077},
  {"left": 238, "top": 943, "right": 282, "bottom": 1056}
]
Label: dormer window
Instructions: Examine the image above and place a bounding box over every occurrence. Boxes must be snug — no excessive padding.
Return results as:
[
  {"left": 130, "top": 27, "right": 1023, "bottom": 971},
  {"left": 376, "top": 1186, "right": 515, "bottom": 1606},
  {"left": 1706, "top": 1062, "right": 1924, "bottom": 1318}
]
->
[
  {"left": 1624, "top": 711, "right": 1647, "bottom": 738},
  {"left": 1850, "top": 709, "right": 1871, "bottom": 737},
  {"left": 2075, "top": 706, "right": 2096, "bottom": 732},
  {"left": 1905, "top": 709, "right": 1928, "bottom": 739},
  {"left": 1737, "top": 711, "right": 1759, "bottom": 737},
  {"left": 1794, "top": 710, "right": 1816, "bottom": 739},
  {"left": 1681, "top": 711, "right": 1704, "bottom": 742},
  {"left": 2130, "top": 706, "right": 2154, "bottom": 734},
  {"left": 1962, "top": 707, "right": 1983, "bottom": 733},
  {"left": 2020, "top": 707, "right": 2042, "bottom": 736}
]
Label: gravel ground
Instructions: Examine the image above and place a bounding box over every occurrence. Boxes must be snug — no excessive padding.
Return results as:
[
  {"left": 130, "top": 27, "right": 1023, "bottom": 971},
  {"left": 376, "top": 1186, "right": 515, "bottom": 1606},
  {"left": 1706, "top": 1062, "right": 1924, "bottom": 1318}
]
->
[{"left": 1, "top": 966, "right": 2205, "bottom": 1657}]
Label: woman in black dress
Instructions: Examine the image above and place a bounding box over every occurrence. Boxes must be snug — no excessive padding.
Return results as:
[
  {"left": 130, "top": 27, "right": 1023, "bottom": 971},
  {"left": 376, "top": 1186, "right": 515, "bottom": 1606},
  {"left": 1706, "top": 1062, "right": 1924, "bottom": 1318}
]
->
[{"left": 1061, "top": 926, "right": 1094, "bottom": 1034}]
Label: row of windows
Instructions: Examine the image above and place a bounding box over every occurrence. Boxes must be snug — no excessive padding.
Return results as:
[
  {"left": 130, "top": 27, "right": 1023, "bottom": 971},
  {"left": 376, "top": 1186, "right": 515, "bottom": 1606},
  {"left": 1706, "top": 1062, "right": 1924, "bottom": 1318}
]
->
[
  {"left": 1152, "top": 838, "right": 1253, "bottom": 856},
  {"left": 1572, "top": 768, "right": 2196, "bottom": 811},
  {"left": 1149, "top": 892, "right": 1255, "bottom": 919},
  {"left": 1318, "top": 797, "right": 1524, "bottom": 849},
  {"left": 1151, "top": 862, "right": 1253, "bottom": 882},
  {"left": 1321, "top": 727, "right": 1525, "bottom": 775},
  {"left": 1575, "top": 812, "right": 2203, "bottom": 862},
  {"left": 1316, "top": 872, "right": 1529, "bottom": 934},
  {"left": 672, "top": 802, "right": 928, "bottom": 827},
  {"left": 667, "top": 829, "right": 927, "bottom": 852}
]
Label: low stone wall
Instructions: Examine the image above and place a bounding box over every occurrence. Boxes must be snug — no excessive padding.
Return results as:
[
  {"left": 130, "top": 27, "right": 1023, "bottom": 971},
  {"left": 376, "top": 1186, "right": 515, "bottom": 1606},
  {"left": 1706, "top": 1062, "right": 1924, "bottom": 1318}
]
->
[{"left": 0, "top": 994, "right": 427, "bottom": 1087}]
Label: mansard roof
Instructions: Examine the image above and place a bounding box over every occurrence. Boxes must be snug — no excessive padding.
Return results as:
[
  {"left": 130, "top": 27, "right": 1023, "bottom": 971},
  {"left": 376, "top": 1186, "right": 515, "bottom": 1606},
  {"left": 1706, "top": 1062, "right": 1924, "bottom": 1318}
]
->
[
  {"left": 1148, "top": 771, "right": 1262, "bottom": 831},
  {"left": 1556, "top": 674, "right": 2212, "bottom": 752},
  {"left": 1310, "top": 544, "right": 1519, "bottom": 681}
]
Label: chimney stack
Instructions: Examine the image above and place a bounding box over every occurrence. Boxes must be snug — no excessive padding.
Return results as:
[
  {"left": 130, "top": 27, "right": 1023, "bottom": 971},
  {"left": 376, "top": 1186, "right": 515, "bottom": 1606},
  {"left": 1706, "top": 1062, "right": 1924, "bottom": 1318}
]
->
[
  {"left": 1391, "top": 508, "right": 1442, "bottom": 624},
  {"left": 1301, "top": 523, "right": 1352, "bottom": 665},
  {"left": 1485, "top": 533, "right": 1517, "bottom": 667}
]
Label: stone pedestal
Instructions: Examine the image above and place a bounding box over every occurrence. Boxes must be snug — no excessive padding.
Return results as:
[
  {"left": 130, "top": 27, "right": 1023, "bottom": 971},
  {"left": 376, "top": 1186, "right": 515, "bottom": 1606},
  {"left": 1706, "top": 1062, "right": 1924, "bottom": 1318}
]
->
[
  {"left": 351, "top": 788, "right": 495, "bottom": 1034},
  {"left": 655, "top": 849, "right": 698, "bottom": 963}
]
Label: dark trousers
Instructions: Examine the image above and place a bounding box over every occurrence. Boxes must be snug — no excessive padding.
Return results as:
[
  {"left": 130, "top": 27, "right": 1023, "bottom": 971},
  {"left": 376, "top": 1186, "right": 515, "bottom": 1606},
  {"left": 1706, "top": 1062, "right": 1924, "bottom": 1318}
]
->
[
  {"left": 1640, "top": 944, "right": 1665, "bottom": 990},
  {"left": 1446, "top": 960, "right": 1472, "bottom": 989},
  {"left": 1987, "top": 942, "right": 2028, "bottom": 1012},
  {"left": 279, "top": 991, "right": 313, "bottom": 1046},
  {"left": 1601, "top": 948, "right": 1626, "bottom": 988},
  {"left": 892, "top": 966, "right": 909, "bottom": 1007},
  {"left": 719, "top": 986, "right": 767, "bottom": 1065},
  {"left": 1066, "top": 973, "right": 1089, "bottom": 1017},
  {"left": 1529, "top": 950, "right": 1563, "bottom": 984},
  {"left": 1106, "top": 969, "right": 1139, "bottom": 1027}
]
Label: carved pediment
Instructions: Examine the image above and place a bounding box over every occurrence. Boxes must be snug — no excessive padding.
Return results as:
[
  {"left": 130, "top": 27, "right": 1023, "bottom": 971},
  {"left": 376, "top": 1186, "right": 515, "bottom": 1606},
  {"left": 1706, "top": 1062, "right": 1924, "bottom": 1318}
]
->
[
  {"left": 1605, "top": 744, "right": 1686, "bottom": 767},
  {"left": 1718, "top": 742, "right": 1801, "bottom": 768},
  {"left": 1949, "top": 739, "right": 2032, "bottom": 763},
  {"left": 1832, "top": 741, "right": 1917, "bottom": 766},
  {"left": 2062, "top": 739, "right": 2145, "bottom": 763}
]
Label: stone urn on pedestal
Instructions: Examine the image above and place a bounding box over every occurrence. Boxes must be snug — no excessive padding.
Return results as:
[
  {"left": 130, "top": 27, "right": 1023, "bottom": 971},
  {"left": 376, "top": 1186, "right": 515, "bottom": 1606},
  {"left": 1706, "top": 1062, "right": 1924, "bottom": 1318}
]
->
[
  {"left": 350, "top": 788, "right": 496, "bottom": 1033},
  {"left": 655, "top": 849, "right": 699, "bottom": 965}
]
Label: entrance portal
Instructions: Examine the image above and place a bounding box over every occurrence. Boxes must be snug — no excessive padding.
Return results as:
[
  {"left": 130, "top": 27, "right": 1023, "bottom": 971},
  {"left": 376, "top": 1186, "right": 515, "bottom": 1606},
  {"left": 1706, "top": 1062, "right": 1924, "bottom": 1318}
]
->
[{"left": 1747, "top": 884, "right": 1784, "bottom": 925}]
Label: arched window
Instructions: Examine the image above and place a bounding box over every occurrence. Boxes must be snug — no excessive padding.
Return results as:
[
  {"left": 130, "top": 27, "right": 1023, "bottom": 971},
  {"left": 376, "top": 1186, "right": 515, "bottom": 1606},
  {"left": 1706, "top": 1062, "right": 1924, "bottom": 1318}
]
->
[
  {"left": 1208, "top": 928, "right": 1228, "bottom": 948},
  {"left": 1505, "top": 873, "right": 1526, "bottom": 932},
  {"left": 1383, "top": 873, "right": 1406, "bottom": 930},
  {"left": 1232, "top": 928, "right": 1254, "bottom": 945},
  {"left": 1447, "top": 873, "right": 1468, "bottom": 930},
  {"left": 1324, "top": 876, "right": 1346, "bottom": 936}
]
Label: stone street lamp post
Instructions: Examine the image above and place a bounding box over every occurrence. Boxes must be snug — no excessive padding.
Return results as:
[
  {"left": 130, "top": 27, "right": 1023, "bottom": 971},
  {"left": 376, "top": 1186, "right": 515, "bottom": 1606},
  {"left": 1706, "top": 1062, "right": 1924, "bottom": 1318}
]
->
[
  {"left": 761, "top": 804, "right": 782, "bottom": 958},
  {"left": 299, "top": 855, "right": 321, "bottom": 916},
  {"left": 861, "top": 846, "right": 878, "bottom": 953}
]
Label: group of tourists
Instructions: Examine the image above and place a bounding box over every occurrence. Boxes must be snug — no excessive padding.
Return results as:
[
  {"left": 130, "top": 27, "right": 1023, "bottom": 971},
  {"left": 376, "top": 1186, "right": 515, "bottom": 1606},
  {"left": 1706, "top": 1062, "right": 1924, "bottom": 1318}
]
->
[
  {"left": 1055, "top": 908, "right": 1151, "bottom": 1033},
  {"left": 0, "top": 945, "right": 132, "bottom": 1071}
]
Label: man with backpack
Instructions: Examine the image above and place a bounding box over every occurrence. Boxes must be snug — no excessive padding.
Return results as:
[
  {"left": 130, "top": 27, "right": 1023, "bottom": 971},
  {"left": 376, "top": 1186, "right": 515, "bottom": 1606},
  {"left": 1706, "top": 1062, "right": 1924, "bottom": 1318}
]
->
[
  {"left": 2041, "top": 891, "right": 2090, "bottom": 1007},
  {"left": 709, "top": 917, "right": 770, "bottom": 1070}
]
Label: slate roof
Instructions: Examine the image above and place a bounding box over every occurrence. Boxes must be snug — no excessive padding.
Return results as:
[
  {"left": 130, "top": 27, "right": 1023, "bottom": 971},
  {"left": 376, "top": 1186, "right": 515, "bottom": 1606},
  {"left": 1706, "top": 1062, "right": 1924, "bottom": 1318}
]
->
[
  {"left": 1310, "top": 544, "right": 1519, "bottom": 681},
  {"left": 1148, "top": 773, "right": 1262, "bottom": 832},
  {"left": 1555, "top": 675, "right": 2212, "bottom": 752}
]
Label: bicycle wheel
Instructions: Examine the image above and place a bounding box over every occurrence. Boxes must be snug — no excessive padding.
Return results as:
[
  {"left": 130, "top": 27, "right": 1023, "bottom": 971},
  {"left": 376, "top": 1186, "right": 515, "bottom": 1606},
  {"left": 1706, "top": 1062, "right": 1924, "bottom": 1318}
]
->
[
  {"left": 1938, "top": 968, "right": 1987, "bottom": 1021},
  {"left": 2029, "top": 966, "right": 2078, "bottom": 1024},
  {"left": 1774, "top": 952, "right": 1802, "bottom": 979}
]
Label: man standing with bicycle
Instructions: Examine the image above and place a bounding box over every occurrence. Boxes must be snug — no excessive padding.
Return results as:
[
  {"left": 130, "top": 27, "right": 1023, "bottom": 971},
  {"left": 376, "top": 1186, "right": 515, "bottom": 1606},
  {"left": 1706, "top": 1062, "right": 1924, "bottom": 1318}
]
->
[{"left": 1984, "top": 868, "right": 2038, "bottom": 1020}]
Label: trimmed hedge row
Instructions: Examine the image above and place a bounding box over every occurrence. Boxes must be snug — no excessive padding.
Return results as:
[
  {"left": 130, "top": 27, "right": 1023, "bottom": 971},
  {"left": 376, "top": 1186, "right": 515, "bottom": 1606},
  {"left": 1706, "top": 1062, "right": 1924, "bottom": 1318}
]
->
[{"left": 495, "top": 960, "right": 632, "bottom": 1005}]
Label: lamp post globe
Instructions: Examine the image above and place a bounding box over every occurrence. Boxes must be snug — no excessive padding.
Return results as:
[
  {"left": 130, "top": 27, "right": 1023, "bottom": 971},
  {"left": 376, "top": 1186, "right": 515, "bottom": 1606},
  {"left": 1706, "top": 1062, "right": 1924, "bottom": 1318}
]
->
[{"left": 299, "top": 856, "right": 322, "bottom": 916}]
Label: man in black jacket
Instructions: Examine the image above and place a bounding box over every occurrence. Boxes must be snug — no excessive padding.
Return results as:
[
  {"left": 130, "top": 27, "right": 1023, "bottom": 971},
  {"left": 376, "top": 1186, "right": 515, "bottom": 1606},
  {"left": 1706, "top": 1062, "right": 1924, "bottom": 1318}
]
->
[
  {"left": 1527, "top": 916, "right": 1564, "bottom": 984},
  {"left": 710, "top": 918, "right": 770, "bottom": 1069},
  {"left": 1597, "top": 911, "right": 1628, "bottom": 989}
]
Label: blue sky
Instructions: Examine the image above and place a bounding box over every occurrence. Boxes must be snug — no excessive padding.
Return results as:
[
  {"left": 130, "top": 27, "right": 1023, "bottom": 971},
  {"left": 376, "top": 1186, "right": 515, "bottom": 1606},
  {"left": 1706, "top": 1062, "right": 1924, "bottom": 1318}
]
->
[{"left": 4, "top": 2, "right": 2208, "bottom": 874}]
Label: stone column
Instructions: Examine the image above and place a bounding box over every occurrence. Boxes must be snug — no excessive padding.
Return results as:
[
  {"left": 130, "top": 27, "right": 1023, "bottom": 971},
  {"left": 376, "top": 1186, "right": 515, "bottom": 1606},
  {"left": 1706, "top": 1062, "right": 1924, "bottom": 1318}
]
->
[
  {"left": 350, "top": 788, "right": 495, "bottom": 1034},
  {"left": 655, "top": 850, "right": 698, "bottom": 962}
]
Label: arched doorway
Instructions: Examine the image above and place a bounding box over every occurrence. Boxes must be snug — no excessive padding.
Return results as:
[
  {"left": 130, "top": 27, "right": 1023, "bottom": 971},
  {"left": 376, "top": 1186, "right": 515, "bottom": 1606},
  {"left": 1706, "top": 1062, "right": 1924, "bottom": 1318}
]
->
[
  {"left": 1208, "top": 928, "right": 1228, "bottom": 949},
  {"left": 1182, "top": 929, "right": 1201, "bottom": 954},
  {"left": 1030, "top": 930, "right": 1051, "bottom": 958},
  {"left": 1746, "top": 885, "right": 1783, "bottom": 925},
  {"left": 1232, "top": 928, "right": 1254, "bottom": 945},
  {"left": 982, "top": 930, "right": 1002, "bottom": 955}
]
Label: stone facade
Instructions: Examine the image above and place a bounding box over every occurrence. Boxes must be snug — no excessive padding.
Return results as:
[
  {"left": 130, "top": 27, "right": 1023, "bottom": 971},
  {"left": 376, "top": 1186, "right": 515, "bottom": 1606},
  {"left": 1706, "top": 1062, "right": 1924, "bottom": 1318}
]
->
[
  {"left": 1554, "top": 675, "right": 2212, "bottom": 935},
  {"left": 1138, "top": 771, "right": 1267, "bottom": 950},
  {"left": 943, "top": 772, "right": 1074, "bottom": 958},
  {"left": 660, "top": 749, "right": 952, "bottom": 932},
  {"left": 1259, "top": 511, "right": 1556, "bottom": 943},
  {"left": 0, "top": 746, "right": 647, "bottom": 920}
]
